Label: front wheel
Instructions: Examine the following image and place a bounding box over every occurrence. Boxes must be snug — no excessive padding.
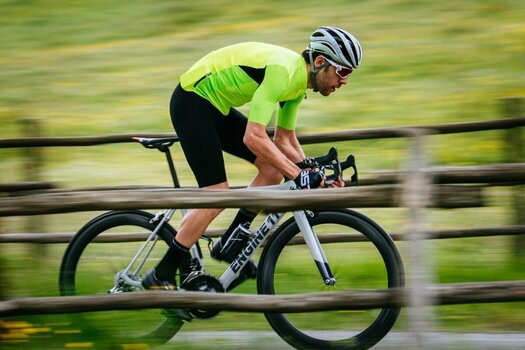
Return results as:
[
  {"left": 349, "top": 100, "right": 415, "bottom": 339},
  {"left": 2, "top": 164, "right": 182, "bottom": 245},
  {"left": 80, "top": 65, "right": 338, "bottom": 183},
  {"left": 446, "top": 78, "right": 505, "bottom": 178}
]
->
[
  {"left": 59, "top": 211, "right": 184, "bottom": 345},
  {"left": 258, "top": 210, "right": 404, "bottom": 350}
]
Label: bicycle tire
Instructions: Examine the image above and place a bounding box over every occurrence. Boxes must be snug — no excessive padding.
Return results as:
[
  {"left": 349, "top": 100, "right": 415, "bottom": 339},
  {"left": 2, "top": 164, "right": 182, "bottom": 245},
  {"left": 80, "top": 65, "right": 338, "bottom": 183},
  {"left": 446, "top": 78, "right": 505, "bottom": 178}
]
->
[
  {"left": 59, "top": 210, "right": 184, "bottom": 345},
  {"left": 257, "top": 209, "right": 404, "bottom": 350}
]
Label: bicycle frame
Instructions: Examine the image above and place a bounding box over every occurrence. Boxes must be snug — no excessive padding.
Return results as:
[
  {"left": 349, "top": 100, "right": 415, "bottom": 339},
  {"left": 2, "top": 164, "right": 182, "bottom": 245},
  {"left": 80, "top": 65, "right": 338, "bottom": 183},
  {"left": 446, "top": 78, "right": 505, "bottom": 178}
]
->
[{"left": 119, "top": 179, "right": 335, "bottom": 292}]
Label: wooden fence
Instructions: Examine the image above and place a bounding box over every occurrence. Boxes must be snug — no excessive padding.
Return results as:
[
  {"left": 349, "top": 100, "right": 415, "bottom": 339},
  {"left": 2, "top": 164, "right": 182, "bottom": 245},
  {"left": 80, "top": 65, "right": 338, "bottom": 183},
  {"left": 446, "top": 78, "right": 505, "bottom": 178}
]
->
[{"left": 1, "top": 107, "right": 524, "bottom": 348}]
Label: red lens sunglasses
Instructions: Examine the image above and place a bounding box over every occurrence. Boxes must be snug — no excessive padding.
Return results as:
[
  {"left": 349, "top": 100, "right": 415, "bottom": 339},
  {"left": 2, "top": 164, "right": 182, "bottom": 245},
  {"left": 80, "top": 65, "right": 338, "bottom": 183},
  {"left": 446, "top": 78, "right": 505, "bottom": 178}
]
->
[{"left": 324, "top": 57, "right": 353, "bottom": 79}]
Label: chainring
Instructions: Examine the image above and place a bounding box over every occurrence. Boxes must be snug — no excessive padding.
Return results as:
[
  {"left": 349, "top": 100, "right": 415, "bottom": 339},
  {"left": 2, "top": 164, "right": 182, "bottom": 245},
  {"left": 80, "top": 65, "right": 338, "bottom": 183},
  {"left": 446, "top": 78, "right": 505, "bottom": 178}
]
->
[{"left": 180, "top": 274, "right": 225, "bottom": 319}]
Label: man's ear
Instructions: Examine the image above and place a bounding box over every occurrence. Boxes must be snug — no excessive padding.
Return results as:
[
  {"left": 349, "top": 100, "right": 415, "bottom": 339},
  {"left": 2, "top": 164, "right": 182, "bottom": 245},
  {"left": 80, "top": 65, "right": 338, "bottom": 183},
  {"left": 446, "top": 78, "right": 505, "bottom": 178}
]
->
[{"left": 314, "top": 55, "right": 325, "bottom": 69}]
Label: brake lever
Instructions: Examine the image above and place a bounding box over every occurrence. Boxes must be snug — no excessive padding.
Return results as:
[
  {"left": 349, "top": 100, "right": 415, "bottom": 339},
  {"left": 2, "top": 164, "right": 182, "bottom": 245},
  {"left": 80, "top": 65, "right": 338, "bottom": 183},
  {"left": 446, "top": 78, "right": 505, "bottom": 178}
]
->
[
  {"left": 350, "top": 164, "right": 359, "bottom": 186},
  {"left": 327, "top": 154, "right": 358, "bottom": 187},
  {"left": 340, "top": 155, "right": 358, "bottom": 186}
]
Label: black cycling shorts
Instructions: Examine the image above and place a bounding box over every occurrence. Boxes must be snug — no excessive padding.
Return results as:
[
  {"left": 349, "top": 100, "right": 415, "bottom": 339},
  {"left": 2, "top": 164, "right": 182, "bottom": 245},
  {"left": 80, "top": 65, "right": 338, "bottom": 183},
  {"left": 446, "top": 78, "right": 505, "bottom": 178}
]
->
[{"left": 169, "top": 84, "right": 256, "bottom": 188}]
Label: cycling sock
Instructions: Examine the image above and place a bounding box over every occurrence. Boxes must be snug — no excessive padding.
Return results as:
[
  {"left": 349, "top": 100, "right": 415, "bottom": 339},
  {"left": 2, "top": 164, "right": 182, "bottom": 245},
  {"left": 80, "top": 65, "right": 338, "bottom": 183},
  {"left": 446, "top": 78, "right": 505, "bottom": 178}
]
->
[
  {"left": 155, "top": 238, "right": 190, "bottom": 282},
  {"left": 220, "top": 208, "right": 258, "bottom": 244}
]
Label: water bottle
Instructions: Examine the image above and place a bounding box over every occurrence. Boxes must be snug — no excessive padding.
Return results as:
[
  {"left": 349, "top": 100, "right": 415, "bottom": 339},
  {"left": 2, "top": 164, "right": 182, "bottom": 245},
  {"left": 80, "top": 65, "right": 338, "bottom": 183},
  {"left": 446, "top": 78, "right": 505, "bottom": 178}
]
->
[{"left": 218, "top": 223, "right": 252, "bottom": 262}]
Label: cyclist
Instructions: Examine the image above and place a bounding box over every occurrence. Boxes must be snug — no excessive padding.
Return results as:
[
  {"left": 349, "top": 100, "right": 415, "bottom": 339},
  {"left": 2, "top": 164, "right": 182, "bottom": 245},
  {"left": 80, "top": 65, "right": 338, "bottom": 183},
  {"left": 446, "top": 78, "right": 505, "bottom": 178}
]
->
[{"left": 142, "top": 26, "right": 362, "bottom": 294}]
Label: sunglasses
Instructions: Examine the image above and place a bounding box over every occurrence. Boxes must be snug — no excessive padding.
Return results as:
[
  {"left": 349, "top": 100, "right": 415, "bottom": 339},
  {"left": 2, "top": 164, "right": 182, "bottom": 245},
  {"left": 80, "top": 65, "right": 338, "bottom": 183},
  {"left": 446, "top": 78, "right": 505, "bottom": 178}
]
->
[{"left": 323, "top": 57, "right": 353, "bottom": 79}]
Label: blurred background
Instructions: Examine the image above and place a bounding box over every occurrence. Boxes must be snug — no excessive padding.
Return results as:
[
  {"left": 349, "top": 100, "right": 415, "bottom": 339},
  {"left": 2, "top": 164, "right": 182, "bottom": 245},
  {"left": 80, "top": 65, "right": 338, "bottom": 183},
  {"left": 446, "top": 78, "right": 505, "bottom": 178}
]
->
[{"left": 0, "top": 0, "right": 524, "bottom": 349}]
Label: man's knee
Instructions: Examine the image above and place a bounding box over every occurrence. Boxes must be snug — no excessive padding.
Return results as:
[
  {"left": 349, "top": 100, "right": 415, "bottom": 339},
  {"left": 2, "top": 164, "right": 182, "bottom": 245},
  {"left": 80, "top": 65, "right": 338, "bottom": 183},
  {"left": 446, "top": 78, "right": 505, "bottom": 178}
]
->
[{"left": 255, "top": 163, "right": 283, "bottom": 183}]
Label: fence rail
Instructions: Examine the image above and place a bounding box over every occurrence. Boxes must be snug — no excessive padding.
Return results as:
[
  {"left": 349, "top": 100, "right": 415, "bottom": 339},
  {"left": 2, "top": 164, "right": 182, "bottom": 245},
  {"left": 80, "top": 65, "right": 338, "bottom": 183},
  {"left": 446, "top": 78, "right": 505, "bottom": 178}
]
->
[
  {"left": 361, "top": 163, "right": 525, "bottom": 186},
  {"left": 1, "top": 225, "right": 524, "bottom": 244},
  {"left": 0, "top": 184, "right": 487, "bottom": 217},
  {"left": 0, "top": 117, "right": 524, "bottom": 148},
  {"left": 1, "top": 163, "right": 522, "bottom": 195},
  {"left": 1, "top": 281, "right": 524, "bottom": 317}
]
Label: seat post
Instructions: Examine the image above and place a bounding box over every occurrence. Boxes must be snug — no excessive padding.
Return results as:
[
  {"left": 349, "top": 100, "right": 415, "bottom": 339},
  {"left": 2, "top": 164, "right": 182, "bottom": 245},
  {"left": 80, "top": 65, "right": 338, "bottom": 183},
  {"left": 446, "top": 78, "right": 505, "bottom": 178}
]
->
[{"left": 160, "top": 146, "right": 181, "bottom": 189}]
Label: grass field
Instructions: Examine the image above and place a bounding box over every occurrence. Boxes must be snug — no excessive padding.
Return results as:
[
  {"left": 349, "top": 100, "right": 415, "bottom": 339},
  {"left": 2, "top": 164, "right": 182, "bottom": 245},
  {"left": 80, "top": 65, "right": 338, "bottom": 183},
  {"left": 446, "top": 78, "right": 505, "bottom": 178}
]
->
[{"left": 1, "top": 0, "right": 524, "bottom": 348}]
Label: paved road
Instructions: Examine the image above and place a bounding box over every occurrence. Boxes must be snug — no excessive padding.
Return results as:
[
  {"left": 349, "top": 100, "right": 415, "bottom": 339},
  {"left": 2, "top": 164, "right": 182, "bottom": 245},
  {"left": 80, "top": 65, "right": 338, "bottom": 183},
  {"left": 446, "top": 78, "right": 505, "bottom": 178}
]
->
[{"left": 171, "top": 330, "right": 525, "bottom": 349}]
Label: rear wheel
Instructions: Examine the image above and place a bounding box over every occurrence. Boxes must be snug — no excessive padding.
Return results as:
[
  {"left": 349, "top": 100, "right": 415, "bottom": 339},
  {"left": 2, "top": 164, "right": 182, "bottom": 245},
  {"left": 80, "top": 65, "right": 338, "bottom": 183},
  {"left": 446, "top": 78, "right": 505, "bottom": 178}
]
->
[
  {"left": 258, "top": 210, "right": 403, "bottom": 350},
  {"left": 59, "top": 211, "right": 184, "bottom": 345}
]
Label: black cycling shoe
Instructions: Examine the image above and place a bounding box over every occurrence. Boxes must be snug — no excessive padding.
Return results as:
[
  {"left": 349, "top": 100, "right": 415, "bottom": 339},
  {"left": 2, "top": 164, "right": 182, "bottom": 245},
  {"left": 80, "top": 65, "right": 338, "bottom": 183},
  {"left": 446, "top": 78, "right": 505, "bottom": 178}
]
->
[
  {"left": 211, "top": 239, "right": 258, "bottom": 274},
  {"left": 141, "top": 268, "right": 176, "bottom": 290},
  {"left": 141, "top": 269, "right": 192, "bottom": 322},
  {"left": 210, "top": 238, "right": 227, "bottom": 261}
]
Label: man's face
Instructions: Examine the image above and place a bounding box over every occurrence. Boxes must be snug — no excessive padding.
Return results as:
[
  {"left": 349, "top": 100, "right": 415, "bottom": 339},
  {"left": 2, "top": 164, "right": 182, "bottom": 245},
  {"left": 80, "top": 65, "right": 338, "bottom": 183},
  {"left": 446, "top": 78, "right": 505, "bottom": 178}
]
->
[{"left": 315, "top": 59, "right": 351, "bottom": 97}]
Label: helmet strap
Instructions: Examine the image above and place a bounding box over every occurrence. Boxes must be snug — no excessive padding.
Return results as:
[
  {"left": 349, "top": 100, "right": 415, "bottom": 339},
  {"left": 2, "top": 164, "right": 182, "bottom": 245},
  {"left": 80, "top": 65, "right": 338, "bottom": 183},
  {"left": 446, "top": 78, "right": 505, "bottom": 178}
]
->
[{"left": 308, "top": 49, "right": 329, "bottom": 93}]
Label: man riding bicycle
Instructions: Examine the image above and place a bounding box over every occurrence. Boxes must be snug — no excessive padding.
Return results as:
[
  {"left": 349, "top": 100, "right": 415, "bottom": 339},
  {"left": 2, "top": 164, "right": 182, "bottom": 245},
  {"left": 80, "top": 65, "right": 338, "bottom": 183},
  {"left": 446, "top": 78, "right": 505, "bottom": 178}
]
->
[{"left": 142, "top": 26, "right": 363, "bottom": 295}]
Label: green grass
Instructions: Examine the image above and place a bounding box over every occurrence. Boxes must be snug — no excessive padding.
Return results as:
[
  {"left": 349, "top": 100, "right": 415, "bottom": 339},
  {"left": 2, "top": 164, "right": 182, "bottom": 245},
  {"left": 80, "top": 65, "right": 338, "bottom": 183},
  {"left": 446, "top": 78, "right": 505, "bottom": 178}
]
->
[{"left": 1, "top": 0, "right": 524, "bottom": 348}]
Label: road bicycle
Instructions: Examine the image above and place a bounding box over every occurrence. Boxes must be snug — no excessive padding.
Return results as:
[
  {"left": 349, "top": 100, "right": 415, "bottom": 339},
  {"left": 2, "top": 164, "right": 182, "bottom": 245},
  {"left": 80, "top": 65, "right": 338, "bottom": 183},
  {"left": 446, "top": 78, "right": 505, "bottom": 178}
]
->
[{"left": 59, "top": 136, "right": 404, "bottom": 350}]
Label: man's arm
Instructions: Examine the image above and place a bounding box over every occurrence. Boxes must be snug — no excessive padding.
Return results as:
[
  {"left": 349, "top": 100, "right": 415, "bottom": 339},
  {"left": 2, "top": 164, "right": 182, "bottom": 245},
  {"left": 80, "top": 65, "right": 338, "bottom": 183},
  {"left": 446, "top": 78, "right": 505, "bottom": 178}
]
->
[
  {"left": 273, "top": 126, "right": 305, "bottom": 163},
  {"left": 273, "top": 126, "right": 343, "bottom": 187},
  {"left": 243, "top": 121, "right": 302, "bottom": 180}
]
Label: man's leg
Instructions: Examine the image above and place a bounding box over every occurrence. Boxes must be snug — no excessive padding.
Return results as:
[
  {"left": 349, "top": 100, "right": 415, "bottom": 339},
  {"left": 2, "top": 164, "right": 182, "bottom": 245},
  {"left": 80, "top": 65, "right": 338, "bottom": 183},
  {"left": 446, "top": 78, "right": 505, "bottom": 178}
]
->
[
  {"left": 150, "top": 182, "right": 228, "bottom": 285},
  {"left": 147, "top": 85, "right": 229, "bottom": 287},
  {"left": 211, "top": 158, "right": 282, "bottom": 264},
  {"left": 168, "top": 165, "right": 280, "bottom": 286},
  {"left": 175, "top": 182, "right": 229, "bottom": 247}
]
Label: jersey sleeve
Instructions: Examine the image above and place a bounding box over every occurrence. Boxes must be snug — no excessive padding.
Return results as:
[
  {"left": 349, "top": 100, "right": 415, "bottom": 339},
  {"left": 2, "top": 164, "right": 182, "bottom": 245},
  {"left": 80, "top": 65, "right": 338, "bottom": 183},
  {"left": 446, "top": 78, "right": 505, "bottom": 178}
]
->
[
  {"left": 247, "top": 64, "right": 290, "bottom": 127},
  {"left": 276, "top": 94, "right": 303, "bottom": 130}
]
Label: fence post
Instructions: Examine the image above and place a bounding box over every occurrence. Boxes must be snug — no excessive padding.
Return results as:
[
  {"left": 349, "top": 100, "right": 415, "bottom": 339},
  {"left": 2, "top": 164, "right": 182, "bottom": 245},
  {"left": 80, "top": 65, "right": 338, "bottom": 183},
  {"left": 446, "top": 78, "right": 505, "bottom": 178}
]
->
[
  {"left": 403, "top": 129, "right": 437, "bottom": 349},
  {"left": 18, "top": 118, "right": 47, "bottom": 256},
  {"left": 500, "top": 97, "right": 525, "bottom": 258}
]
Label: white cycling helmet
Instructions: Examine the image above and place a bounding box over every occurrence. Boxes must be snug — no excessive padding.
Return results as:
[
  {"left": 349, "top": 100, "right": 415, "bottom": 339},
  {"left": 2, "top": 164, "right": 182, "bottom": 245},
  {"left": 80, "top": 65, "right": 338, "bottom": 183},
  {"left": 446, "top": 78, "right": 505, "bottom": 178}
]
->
[{"left": 308, "top": 26, "right": 362, "bottom": 69}]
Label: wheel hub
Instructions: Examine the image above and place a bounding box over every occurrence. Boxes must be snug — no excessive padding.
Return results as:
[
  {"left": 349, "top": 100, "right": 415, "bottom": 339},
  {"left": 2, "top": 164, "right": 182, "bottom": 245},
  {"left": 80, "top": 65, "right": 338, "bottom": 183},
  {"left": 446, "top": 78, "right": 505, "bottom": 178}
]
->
[{"left": 109, "top": 270, "right": 141, "bottom": 293}]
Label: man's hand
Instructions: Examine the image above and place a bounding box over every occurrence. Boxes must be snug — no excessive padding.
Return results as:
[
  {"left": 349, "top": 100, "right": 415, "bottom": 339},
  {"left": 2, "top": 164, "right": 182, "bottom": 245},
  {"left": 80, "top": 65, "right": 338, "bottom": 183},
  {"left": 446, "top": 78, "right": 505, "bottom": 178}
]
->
[
  {"left": 301, "top": 156, "right": 319, "bottom": 168},
  {"left": 328, "top": 177, "right": 345, "bottom": 188},
  {"left": 293, "top": 169, "right": 325, "bottom": 189}
]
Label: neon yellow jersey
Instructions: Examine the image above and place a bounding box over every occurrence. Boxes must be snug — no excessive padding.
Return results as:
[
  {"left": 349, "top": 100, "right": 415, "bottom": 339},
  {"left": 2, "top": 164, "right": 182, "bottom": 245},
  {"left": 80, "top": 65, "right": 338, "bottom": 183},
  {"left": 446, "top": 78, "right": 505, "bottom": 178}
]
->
[{"left": 180, "top": 42, "right": 308, "bottom": 130}]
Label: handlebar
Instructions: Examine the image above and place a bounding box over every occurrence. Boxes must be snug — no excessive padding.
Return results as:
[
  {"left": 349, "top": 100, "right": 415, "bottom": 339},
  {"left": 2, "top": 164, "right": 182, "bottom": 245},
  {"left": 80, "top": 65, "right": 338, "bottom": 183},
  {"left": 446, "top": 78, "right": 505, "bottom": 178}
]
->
[{"left": 296, "top": 147, "right": 358, "bottom": 186}]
